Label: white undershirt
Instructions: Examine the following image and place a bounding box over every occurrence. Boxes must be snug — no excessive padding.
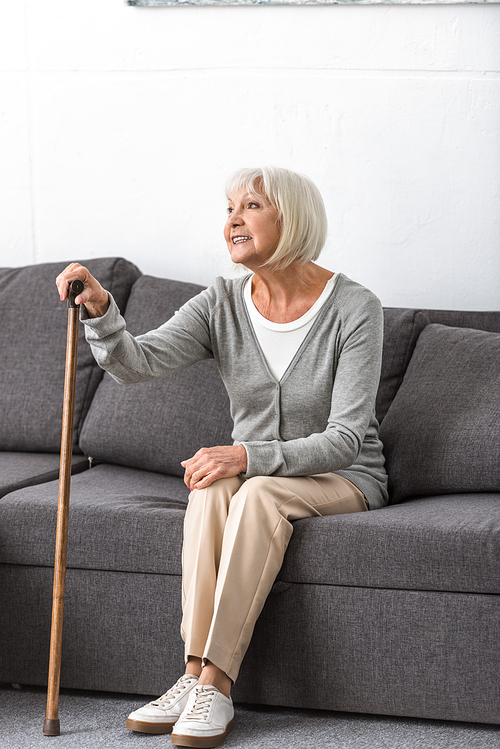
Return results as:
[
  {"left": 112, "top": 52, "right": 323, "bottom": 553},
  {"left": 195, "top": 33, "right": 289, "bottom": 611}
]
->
[{"left": 244, "top": 275, "right": 335, "bottom": 381}]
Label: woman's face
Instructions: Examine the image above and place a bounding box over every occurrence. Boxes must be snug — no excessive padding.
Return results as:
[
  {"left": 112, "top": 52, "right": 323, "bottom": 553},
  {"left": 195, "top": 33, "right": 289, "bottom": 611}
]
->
[{"left": 224, "top": 189, "right": 281, "bottom": 270}]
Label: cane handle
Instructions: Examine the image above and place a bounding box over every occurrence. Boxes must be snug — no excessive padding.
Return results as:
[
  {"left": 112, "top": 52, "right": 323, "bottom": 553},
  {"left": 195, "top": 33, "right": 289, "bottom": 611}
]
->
[{"left": 68, "top": 279, "right": 84, "bottom": 308}]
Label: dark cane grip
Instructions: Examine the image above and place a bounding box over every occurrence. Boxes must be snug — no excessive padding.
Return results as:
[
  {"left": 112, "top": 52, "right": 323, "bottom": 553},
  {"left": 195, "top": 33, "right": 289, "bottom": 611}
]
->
[{"left": 68, "top": 279, "right": 84, "bottom": 309}]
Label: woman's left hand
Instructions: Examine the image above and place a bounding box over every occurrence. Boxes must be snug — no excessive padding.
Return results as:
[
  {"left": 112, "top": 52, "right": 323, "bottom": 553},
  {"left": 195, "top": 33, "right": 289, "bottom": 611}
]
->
[{"left": 181, "top": 445, "right": 248, "bottom": 490}]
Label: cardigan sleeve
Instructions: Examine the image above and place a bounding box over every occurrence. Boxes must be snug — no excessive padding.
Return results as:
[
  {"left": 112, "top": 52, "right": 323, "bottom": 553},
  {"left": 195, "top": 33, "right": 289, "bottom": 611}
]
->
[{"left": 81, "top": 289, "right": 214, "bottom": 384}]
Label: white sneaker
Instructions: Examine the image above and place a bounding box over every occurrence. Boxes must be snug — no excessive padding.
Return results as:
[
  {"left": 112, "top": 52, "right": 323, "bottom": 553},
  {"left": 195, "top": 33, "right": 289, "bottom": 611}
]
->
[
  {"left": 171, "top": 684, "right": 234, "bottom": 748},
  {"left": 126, "top": 674, "right": 199, "bottom": 734}
]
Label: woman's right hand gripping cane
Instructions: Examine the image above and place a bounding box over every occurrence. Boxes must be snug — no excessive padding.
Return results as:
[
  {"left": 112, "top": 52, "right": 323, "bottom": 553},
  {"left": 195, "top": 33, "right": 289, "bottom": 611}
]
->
[{"left": 56, "top": 263, "right": 110, "bottom": 318}]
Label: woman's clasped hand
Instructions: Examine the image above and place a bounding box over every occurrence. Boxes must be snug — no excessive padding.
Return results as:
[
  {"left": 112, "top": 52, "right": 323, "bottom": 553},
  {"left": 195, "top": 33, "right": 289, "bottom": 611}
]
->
[{"left": 181, "top": 444, "right": 248, "bottom": 491}]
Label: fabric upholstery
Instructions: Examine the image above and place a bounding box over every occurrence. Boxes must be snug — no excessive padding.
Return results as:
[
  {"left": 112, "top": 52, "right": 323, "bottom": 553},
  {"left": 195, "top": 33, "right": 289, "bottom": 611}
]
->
[
  {"left": 79, "top": 276, "right": 234, "bottom": 475},
  {"left": 0, "top": 564, "right": 185, "bottom": 695},
  {"left": 0, "top": 258, "right": 141, "bottom": 453},
  {"left": 237, "top": 583, "right": 500, "bottom": 724},
  {"left": 2, "top": 563, "right": 498, "bottom": 723},
  {"left": 379, "top": 324, "right": 500, "bottom": 503},
  {"left": 0, "top": 464, "right": 188, "bottom": 571},
  {"left": 3, "top": 467, "right": 499, "bottom": 597},
  {"left": 0, "top": 452, "right": 88, "bottom": 499},
  {"left": 422, "top": 308, "right": 500, "bottom": 334},
  {"left": 375, "top": 309, "right": 430, "bottom": 423},
  {"left": 279, "top": 494, "right": 500, "bottom": 595}
]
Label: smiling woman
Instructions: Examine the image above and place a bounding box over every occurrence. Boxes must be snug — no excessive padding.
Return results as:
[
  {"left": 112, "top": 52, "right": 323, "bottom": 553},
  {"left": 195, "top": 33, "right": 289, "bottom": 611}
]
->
[{"left": 55, "top": 166, "right": 387, "bottom": 747}]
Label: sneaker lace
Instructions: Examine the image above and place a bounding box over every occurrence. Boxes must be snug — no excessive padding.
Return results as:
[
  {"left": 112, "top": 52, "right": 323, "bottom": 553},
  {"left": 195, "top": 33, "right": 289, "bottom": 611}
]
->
[
  {"left": 182, "top": 686, "right": 217, "bottom": 722},
  {"left": 150, "top": 675, "right": 196, "bottom": 708}
]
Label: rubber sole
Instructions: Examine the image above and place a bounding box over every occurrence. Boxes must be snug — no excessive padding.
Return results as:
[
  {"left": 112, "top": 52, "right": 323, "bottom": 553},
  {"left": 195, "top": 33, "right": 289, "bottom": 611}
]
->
[
  {"left": 126, "top": 717, "right": 175, "bottom": 734},
  {"left": 171, "top": 716, "right": 235, "bottom": 747}
]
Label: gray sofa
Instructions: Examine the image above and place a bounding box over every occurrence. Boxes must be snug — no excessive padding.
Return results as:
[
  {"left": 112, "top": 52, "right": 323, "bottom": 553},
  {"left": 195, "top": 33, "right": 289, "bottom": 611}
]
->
[{"left": 0, "top": 257, "right": 499, "bottom": 725}]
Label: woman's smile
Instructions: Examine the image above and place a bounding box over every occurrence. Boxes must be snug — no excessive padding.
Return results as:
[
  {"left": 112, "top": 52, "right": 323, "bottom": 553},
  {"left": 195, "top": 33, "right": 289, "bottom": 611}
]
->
[{"left": 231, "top": 235, "right": 252, "bottom": 245}]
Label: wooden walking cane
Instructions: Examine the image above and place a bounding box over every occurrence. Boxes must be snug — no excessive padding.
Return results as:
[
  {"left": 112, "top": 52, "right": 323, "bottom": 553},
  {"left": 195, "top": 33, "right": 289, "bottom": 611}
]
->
[{"left": 43, "top": 278, "right": 84, "bottom": 737}]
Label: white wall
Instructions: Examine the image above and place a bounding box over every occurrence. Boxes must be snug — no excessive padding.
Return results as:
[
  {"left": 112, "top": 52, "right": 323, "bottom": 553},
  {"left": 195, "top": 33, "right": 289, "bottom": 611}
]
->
[{"left": 1, "top": 0, "right": 499, "bottom": 309}]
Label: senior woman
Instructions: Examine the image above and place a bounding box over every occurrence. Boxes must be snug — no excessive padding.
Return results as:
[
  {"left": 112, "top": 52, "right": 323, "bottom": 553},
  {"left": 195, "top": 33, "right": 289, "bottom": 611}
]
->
[{"left": 56, "top": 166, "right": 388, "bottom": 748}]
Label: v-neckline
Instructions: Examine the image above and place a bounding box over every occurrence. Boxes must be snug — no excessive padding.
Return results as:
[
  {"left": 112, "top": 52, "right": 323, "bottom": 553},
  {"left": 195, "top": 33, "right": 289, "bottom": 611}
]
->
[{"left": 239, "top": 272, "right": 341, "bottom": 385}]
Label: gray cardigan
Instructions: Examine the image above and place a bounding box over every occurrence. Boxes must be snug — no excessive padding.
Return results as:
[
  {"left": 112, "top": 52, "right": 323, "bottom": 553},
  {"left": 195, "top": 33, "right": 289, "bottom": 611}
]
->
[{"left": 83, "top": 272, "right": 388, "bottom": 509}]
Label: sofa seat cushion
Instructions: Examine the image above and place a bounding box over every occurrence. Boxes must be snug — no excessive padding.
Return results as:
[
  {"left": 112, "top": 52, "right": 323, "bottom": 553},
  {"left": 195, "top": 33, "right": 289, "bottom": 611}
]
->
[
  {"left": 2, "top": 471, "right": 498, "bottom": 596},
  {"left": 279, "top": 494, "right": 500, "bottom": 595},
  {"left": 0, "top": 453, "right": 88, "bottom": 499},
  {"left": 0, "top": 258, "right": 141, "bottom": 453},
  {"left": 79, "top": 276, "right": 234, "bottom": 475},
  {"left": 0, "top": 464, "right": 189, "bottom": 573},
  {"left": 379, "top": 324, "right": 500, "bottom": 504}
]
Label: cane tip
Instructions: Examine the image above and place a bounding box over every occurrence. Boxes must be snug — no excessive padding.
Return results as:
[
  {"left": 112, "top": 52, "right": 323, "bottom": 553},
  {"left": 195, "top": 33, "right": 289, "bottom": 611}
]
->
[{"left": 43, "top": 718, "right": 60, "bottom": 736}]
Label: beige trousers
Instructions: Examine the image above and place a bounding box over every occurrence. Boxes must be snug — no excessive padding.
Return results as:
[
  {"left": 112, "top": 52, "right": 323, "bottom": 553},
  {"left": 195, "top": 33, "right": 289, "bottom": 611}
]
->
[{"left": 180, "top": 472, "right": 367, "bottom": 684}]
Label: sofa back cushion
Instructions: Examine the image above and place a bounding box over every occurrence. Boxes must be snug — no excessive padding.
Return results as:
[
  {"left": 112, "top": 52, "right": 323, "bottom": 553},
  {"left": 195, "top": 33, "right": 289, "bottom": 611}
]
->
[
  {"left": 422, "top": 308, "right": 500, "bottom": 334},
  {"left": 0, "top": 258, "right": 141, "bottom": 453},
  {"left": 376, "top": 309, "right": 430, "bottom": 423},
  {"left": 379, "top": 324, "right": 500, "bottom": 503},
  {"left": 79, "top": 276, "right": 234, "bottom": 476}
]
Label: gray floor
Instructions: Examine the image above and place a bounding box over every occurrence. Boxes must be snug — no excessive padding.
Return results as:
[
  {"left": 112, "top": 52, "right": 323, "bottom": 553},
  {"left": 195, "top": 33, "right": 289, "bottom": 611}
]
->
[{"left": 2, "top": 684, "right": 500, "bottom": 749}]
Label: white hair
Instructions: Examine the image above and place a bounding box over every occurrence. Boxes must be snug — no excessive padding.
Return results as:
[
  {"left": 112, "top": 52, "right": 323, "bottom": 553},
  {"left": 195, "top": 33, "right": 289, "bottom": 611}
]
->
[{"left": 225, "top": 166, "right": 328, "bottom": 271}]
